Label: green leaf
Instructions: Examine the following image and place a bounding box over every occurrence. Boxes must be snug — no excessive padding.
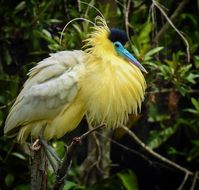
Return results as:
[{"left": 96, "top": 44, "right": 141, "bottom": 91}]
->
[
  {"left": 191, "top": 98, "right": 199, "bottom": 111},
  {"left": 144, "top": 47, "right": 164, "bottom": 59},
  {"left": 144, "top": 61, "right": 158, "bottom": 69},
  {"left": 181, "top": 13, "right": 198, "bottom": 27},
  {"left": 148, "top": 127, "right": 176, "bottom": 149},
  {"left": 168, "top": 147, "right": 186, "bottom": 156},
  {"left": 185, "top": 108, "right": 199, "bottom": 115},
  {"left": 194, "top": 55, "right": 199, "bottom": 68},
  {"left": 192, "top": 140, "right": 199, "bottom": 146},
  {"left": 138, "top": 22, "right": 152, "bottom": 44},
  {"left": 4, "top": 49, "right": 12, "bottom": 66},
  {"left": 11, "top": 152, "right": 26, "bottom": 160},
  {"left": 5, "top": 173, "right": 14, "bottom": 187},
  {"left": 15, "top": 1, "right": 26, "bottom": 12},
  {"left": 131, "top": 44, "right": 140, "bottom": 57},
  {"left": 73, "top": 24, "right": 83, "bottom": 36},
  {"left": 14, "top": 184, "right": 30, "bottom": 190},
  {"left": 48, "top": 19, "right": 62, "bottom": 23},
  {"left": 179, "top": 64, "right": 192, "bottom": 77},
  {"left": 186, "top": 73, "right": 199, "bottom": 84},
  {"left": 63, "top": 181, "right": 77, "bottom": 190},
  {"left": 42, "top": 29, "right": 52, "bottom": 39},
  {"left": 117, "top": 170, "right": 138, "bottom": 190}
]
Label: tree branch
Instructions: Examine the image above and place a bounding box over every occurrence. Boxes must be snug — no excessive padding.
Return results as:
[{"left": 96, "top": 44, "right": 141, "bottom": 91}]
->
[
  {"left": 190, "top": 171, "right": 199, "bottom": 190},
  {"left": 177, "top": 172, "right": 189, "bottom": 190},
  {"left": 30, "top": 145, "right": 48, "bottom": 190},
  {"left": 152, "top": 0, "right": 190, "bottom": 62},
  {"left": 121, "top": 125, "right": 194, "bottom": 176},
  {"left": 53, "top": 124, "right": 105, "bottom": 190},
  {"left": 95, "top": 131, "right": 153, "bottom": 165},
  {"left": 153, "top": 0, "right": 189, "bottom": 42},
  {"left": 124, "top": 0, "right": 131, "bottom": 40}
]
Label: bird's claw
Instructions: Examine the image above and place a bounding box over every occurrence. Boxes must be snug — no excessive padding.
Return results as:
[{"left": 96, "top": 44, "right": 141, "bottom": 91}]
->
[{"left": 31, "top": 139, "right": 41, "bottom": 151}]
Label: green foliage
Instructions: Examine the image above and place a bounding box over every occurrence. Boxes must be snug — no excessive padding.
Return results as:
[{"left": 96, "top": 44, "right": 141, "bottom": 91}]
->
[
  {"left": 5, "top": 174, "right": 14, "bottom": 187},
  {"left": 157, "top": 52, "right": 199, "bottom": 96},
  {"left": 184, "top": 98, "right": 199, "bottom": 133},
  {"left": 52, "top": 140, "right": 66, "bottom": 158},
  {"left": 117, "top": 170, "right": 138, "bottom": 190},
  {"left": 48, "top": 170, "right": 138, "bottom": 190},
  {"left": 14, "top": 184, "right": 30, "bottom": 190},
  {"left": 185, "top": 98, "right": 199, "bottom": 116},
  {"left": 131, "top": 21, "right": 153, "bottom": 54},
  {"left": 63, "top": 181, "right": 82, "bottom": 190},
  {"left": 147, "top": 126, "right": 177, "bottom": 149}
]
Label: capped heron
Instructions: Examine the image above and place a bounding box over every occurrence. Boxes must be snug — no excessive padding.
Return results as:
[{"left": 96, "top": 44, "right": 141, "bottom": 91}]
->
[{"left": 4, "top": 18, "right": 147, "bottom": 143}]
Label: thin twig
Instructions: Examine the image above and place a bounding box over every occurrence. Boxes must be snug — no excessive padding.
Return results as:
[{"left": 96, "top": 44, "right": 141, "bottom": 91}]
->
[
  {"left": 152, "top": 0, "right": 190, "bottom": 62},
  {"left": 190, "top": 171, "right": 199, "bottom": 190},
  {"left": 153, "top": 0, "right": 189, "bottom": 42},
  {"left": 3, "top": 142, "right": 15, "bottom": 163},
  {"left": 177, "top": 172, "right": 189, "bottom": 190},
  {"left": 114, "top": 0, "right": 125, "bottom": 8},
  {"left": 78, "top": 123, "right": 105, "bottom": 175},
  {"left": 77, "top": 0, "right": 81, "bottom": 12},
  {"left": 124, "top": 0, "right": 131, "bottom": 40},
  {"left": 95, "top": 131, "right": 153, "bottom": 165},
  {"left": 0, "top": 99, "right": 15, "bottom": 109},
  {"left": 95, "top": 131, "right": 183, "bottom": 172},
  {"left": 121, "top": 125, "right": 194, "bottom": 176},
  {"left": 78, "top": 123, "right": 105, "bottom": 141},
  {"left": 86, "top": 116, "right": 103, "bottom": 172},
  {"left": 53, "top": 124, "right": 105, "bottom": 190},
  {"left": 150, "top": 3, "right": 157, "bottom": 44}
]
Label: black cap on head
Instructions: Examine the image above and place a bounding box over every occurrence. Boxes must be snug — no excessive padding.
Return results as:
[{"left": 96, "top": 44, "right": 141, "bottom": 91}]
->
[{"left": 108, "top": 28, "right": 128, "bottom": 45}]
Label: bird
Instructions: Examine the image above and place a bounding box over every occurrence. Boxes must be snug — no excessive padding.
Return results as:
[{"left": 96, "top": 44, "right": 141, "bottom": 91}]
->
[{"left": 4, "top": 17, "right": 147, "bottom": 143}]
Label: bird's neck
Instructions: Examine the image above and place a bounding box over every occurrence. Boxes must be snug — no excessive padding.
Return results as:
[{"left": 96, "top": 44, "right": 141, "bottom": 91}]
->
[{"left": 83, "top": 24, "right": 117, "bottom": 63}]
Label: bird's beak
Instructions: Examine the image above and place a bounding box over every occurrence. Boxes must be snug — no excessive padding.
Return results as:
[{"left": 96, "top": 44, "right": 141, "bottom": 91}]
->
[{"left": 119, "top": 47, "right": 148, "bottom": 73}]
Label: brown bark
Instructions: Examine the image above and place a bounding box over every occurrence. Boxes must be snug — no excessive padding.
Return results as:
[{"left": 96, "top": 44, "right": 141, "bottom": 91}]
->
[{"left": 30, "top": 146, "right": 48, "bottom": 190}]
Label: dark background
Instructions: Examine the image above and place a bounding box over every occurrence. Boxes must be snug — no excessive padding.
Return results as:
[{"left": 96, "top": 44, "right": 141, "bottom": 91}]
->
[{"left": 0, "top": 0, "right": 199, "bottom": 189}]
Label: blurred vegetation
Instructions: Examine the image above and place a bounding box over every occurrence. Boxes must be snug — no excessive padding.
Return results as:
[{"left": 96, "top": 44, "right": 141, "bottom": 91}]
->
[{"left": 0, "top": 0, "right": 199, "bottom": 190}]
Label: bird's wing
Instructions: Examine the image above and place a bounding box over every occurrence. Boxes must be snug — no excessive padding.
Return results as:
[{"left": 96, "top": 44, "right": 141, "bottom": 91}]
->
[{"left": 4, "top": 50, "right": 85, "bottom": 136}]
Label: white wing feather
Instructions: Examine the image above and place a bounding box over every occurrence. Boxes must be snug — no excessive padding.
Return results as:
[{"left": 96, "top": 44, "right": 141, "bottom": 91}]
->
[{"left": 4, "top": 50, "right": 85, "bottom": 136}]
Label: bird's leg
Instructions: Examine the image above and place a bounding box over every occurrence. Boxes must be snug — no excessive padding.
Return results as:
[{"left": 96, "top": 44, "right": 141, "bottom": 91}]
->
[
  {"left": 39, "top": 127, "right": 62, "bottom": 163},
  {"left": 30, "top": 137, "right": 59, "bottom": 172},
  {"left": 39, "top": 137, "right": 62, "bottom": 163},
  {"left": 36, "top": 129, "right": 62, "bottom": 173}
]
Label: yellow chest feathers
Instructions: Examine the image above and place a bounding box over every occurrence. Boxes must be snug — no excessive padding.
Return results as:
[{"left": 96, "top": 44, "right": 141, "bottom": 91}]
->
[{"left": 80, "top": 54, "right": 146, "bottom": 128}]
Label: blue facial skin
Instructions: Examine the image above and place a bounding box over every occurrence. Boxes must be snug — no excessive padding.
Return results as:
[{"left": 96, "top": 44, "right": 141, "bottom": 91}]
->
[{"left": 114, "top": 41, "right": 148, "bottom": 73}]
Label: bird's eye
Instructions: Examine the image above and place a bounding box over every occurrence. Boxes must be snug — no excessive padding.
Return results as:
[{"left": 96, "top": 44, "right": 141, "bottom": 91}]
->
[{"left": 114, "top": 43, "right": 120, "bottom": 48}]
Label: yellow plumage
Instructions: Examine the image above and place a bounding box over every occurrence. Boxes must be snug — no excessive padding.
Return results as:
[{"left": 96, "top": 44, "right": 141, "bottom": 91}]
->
[
  {"left": 4, "top": 18, "right": 146, "bottom": 142},
  {"left": 80, "top": 23, "right": 146, "bottom": 127}
]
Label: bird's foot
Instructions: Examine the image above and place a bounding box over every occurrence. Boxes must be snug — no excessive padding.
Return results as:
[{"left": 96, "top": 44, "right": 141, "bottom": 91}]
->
[{"left": 31, "top": 139, "right": 41, "bottom": 151}]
